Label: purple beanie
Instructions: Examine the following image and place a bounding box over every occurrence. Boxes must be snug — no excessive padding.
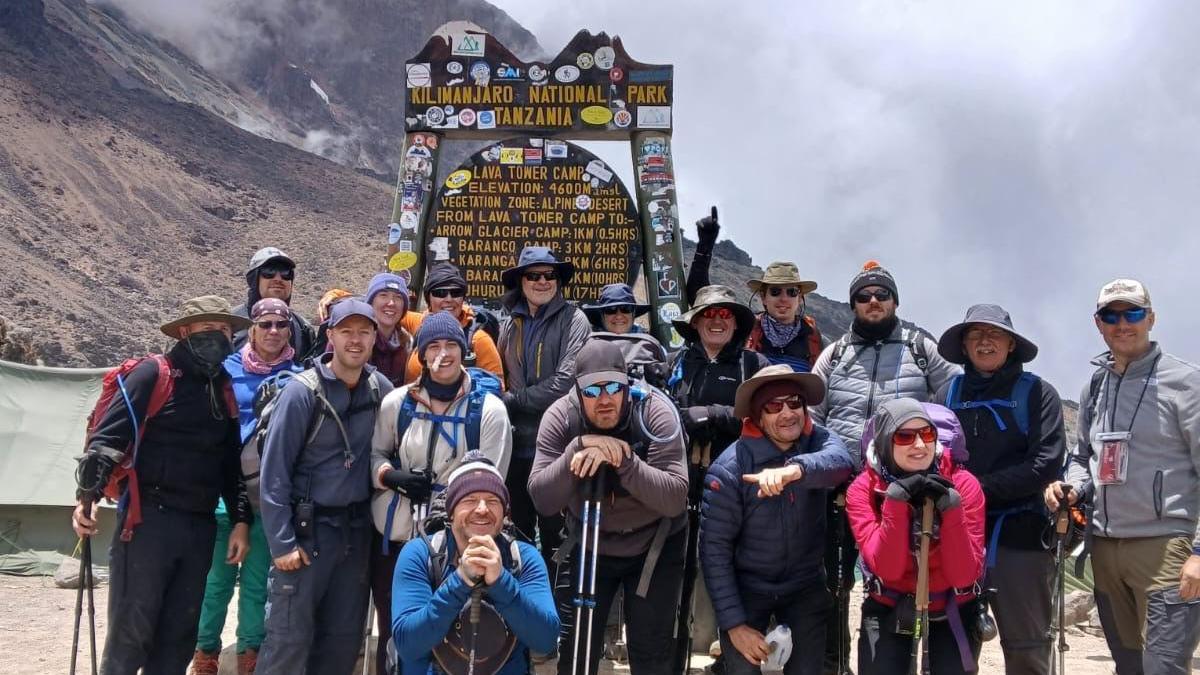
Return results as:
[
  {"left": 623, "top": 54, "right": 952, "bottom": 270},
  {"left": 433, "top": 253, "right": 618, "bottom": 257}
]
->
[{"left": 445, "top": 452, "right": 510, "bottom": 514}]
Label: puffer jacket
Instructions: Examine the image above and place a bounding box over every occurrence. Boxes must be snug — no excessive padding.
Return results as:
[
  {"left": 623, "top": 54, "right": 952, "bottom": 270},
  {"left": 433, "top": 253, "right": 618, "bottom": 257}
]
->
[
  {"left": 700, "top": 420, "right": 853, "bottom": 630},
  {"left": 1066, "top": 344, "right": 1200, "bottom": 546},
  {"left": 498, "top": 292, "right": 592, "bottom": 456},
  {"left": 810, "top": 324, "right": 960, "bottom": 469}
]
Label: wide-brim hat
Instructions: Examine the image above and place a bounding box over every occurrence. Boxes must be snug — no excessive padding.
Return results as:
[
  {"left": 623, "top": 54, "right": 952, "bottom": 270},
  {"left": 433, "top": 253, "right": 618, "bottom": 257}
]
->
[
  {"left": 937, "top": 303, "right": 1038, "bottom": 365},
  {"left": 160, "top": 295, "right": 251, "bottom": 339},
  {"left": 582, "top": 283, "right": 651, "bottom": 323},
  {"left": 747, "top": 261, "right": 818, "bottom": 295},
  {"left": 500, "top": 246, "right": 574, "bottom": 290},
  {"left": 733, "top": 364, "right": 826, "bottom": 418},
  {"left": 672, "top": 285, "right": 755, "bottom": 343}
]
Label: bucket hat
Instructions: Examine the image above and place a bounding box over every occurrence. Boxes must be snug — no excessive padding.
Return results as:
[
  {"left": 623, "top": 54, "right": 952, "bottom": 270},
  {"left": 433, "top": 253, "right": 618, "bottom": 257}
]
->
[
  {"left": 160, "top": 295, "right": 251, "bottom": 339},
  {"left": 937, "top": 303, "right": 1038, "bottom": 364}
]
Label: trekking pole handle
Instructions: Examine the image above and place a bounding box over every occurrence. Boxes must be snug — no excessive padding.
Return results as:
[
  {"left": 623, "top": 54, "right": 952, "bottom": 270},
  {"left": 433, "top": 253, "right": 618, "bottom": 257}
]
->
[{"left": 1055, "top": 484, "right": 1073, "bottom": 536}]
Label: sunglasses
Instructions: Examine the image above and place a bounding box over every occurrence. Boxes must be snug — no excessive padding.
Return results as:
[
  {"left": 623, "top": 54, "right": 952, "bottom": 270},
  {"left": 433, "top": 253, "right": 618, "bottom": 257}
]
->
[
  {"left": 428, "top": 287, "right": 466, "bottom": 299},
  {"left": 762, "top": 395, "right": 805, "bottom": 414},
  {"left": 892, "top": 425, "right": 937, "bottom": 446},
  {"left": 259, "top": 267, "right": 294, "bottom": 281},
  {"left": 701, "top": 307, "right": 734, "bottom": 321},
  {"left": 853, "top": 289, "right": 892, "bottom": 304},
  {"left": 255, "top": 320, "right": 291, "bottom": 331},
  {"left": 1096, "top": 307, "right": 1148, "bottom": 325},
  {"left": 523, "top": 271, "right": 557, "bottom": 282},
  {"left": 767, "top": 287, "right": 801, "bottom": 298},
  {"left": 581, "top": 381, "right": 626, "bottom": 399},
  {"left": 602, "top": 306, "right": 634, "bottom": 316}
]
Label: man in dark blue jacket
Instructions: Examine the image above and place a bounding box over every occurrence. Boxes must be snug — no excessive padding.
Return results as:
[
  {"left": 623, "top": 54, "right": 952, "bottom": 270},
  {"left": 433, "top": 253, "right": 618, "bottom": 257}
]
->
[{"left": 701, "top": 365, "right": 853, "bottom": 675}]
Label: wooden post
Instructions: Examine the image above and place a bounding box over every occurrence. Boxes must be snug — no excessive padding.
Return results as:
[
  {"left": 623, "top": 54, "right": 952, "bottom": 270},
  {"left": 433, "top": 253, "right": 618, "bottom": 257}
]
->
[
  {"left": 630, "top": 131, "right": 688, "bottom": 349},
  {"left": 388, "top": 131, "right": 442, "bottom": 304}
]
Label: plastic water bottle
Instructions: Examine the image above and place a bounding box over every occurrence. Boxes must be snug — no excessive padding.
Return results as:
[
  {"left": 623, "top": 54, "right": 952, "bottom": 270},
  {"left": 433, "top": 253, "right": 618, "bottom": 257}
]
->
[{"left": 761, "top": 624, "right": 792, "bottom": 673}]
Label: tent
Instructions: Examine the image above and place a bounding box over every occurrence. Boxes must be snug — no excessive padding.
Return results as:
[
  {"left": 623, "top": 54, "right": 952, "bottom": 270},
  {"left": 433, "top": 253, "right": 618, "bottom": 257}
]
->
[{"left": 0, "top": 359, "right": 117, "bottom": 572}]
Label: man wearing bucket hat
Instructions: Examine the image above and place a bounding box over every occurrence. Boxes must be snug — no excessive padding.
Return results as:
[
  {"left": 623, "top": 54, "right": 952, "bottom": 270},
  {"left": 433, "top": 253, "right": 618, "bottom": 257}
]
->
[
  {"left": 701, "top": 365, "right": 853, "bottom": 674},
  {"left": 745, "top": 262, "right": 825, "bottom": 373},
  {"left": 934, "top": 304, "right": 1065, "bottom": 674},
  {"left": 392, "top": 452, "right": 560, "bottom": 675},
  {"left": 496, "top": 246, "right": 591, "bottom": 563},
  {"left": 232, "top": 246, "right": 316, "bottom": 359},
  {"left": 72, "top": 296, "right": 253, "bottom": 674},
  {"left": 1046, "top": 279, "right": 1200, "bottom": 675},
  {"left": 255, "top": 299, "right": 395, "bottom": 674},
  {"left": 404, "top": 262, "right": 505, "bottom": 383}
]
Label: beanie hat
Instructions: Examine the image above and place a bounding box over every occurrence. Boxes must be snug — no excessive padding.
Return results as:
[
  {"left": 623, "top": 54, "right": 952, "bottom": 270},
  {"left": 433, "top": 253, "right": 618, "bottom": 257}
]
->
[
  {"left": 251, "top": 298, "right": 291, "bottom": 321},
  {"left": 751, "top": 380, "right": 807, "bottom": 420},
  {"left": 424, "top": 263, "right": 468, "bottom": 296},
  {"left": 849, "top": 260, "right": 899, "bottom": 305},
  {"left": 417, "top": 311, "right": 468, "bottom": 362},
  {"left": 445, "top": 451, "right": 510, "bottom": 514},
  {"left": 366, "top": 273, "right": 410, "bottom": 310}
]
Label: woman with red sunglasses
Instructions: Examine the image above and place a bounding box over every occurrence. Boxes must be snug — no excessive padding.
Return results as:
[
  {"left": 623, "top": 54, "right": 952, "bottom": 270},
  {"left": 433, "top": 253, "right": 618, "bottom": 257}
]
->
[{"left": 846, "top": 398, "right": 985, "bottom": 675}]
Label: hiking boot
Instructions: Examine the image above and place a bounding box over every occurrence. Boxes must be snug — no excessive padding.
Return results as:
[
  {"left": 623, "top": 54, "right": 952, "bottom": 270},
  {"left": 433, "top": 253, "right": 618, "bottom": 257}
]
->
[
  {"left": 189, "top": 650, "right": 220, "bottom": 675},
  {"left": 237, "top": 648, "right": 258, "bottom": 675}
]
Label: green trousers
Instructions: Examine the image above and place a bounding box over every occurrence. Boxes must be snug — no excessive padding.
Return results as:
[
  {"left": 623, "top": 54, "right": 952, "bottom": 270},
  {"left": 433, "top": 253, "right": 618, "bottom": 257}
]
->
[{"left": 195, "top": 509, "right": 270, "bottom": 653}]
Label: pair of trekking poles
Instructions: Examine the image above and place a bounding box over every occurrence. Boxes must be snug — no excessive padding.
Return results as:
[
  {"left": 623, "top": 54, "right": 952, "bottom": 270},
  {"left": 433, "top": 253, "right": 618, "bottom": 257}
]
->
[
  {"left": 70, "top": 497, "right": 99, "bottom": 675},
  {"left": 569, "top": 472, "right": 608, "bottom": 675}
]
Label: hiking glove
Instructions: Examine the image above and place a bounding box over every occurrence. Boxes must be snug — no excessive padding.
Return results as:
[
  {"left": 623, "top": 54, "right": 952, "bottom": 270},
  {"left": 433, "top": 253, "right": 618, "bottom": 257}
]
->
[
  {"left": 383, "top": 469, "right": 433, "bottom": 504},
  {"left": 695, "top": 213, "right": 720, "bottom": 247},
  {"left": 77, "top": 452, "right": 117, "bottom": 496},
  {"left": 925, "top": 475, "right": 960, "bottom": 512},
  {"left": 683, "top": 406, "right": 711, "bottom": 433},
  {"left": 885, "top": 474, "right": 927, "bottom": 503}
]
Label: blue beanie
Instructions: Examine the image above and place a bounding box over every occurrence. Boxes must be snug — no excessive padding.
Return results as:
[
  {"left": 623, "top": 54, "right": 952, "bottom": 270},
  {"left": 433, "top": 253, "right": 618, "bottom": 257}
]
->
[
  {"left": 366, "top": 273, "right": 409, "bottom": 310},
  {"left": 417, "top": 311, "right": 468, "bottom": 361}
]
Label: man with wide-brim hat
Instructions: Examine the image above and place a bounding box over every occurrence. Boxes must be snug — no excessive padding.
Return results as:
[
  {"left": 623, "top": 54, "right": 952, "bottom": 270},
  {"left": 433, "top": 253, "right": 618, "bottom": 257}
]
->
[
  {"left": 664, "top": 284, "right": 767, "bottom": 671},
  {"left": 72, "top": 295, "right": 253, "bottom": 674},
  {"left": 582, "top": 283, "right": 652, "bottom": 335},
  {"left": 496, "top": 245, "right": 591, "bottom": 566},
  {"left": 745, "top": 262, "right": 825, "bottom": 373},
  {"left": 701, "top": 364, "right": 852, "bottom": 675},
  {"left": 935, "top": 303, "right": 1065, "bottom": 674}
]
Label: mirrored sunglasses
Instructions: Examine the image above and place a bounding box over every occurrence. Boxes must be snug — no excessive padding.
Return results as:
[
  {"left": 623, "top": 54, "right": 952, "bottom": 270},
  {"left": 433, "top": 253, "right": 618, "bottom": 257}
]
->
[
  {"left": 1096, "top": 307, "right": 1148, "bottom": 325},
  {"left": 581, "top": 381, "right": 626, "bottom": 399}
]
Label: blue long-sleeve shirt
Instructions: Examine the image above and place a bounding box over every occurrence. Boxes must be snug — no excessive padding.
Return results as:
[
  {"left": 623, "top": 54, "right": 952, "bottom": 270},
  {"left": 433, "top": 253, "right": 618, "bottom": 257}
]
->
[{"left": 392, "top": 536, "right": 560, "bottom": 675}]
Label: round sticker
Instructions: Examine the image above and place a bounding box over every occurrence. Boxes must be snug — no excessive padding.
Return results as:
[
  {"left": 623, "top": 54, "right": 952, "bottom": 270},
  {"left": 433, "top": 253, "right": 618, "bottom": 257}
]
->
[
  {"left": 469, "top": 62, "right": 490, "bottom": 79},
  {"left": 388, "top": 251, "right": 417, "bottom": 272},
  {"left": 659, "top": 302, "right": 681, "bottom": 322},
  {"left": 610, "top": 66, "right": 625, "bottom": 83},
  {"left": 387, "top": 222, "right": 402, "bottom": 244},
  {"left": 445, "top": 169, "right": 472, "bottom": 189},
  {"left": 407, "top": 63, "right": 431, "bottom": 87},
  {"left": 593, "top": 46, "right": 615, "bottom": 70},
  {"left": 447, "top": 61, "right": 463, "bottom": 75},
  {"left": 575, "top": 194, "right": 592, "bottom": 210},
  {"left": 425, "top": 106, "right": 445, "bottom": 126},
  {"left": 613, "top": 109, "right": 632, "bottom": 128},
  {"left": 576, "top": 53, "right": 594, "bottom": 69},
  {"left": 400, "top": 212, "right": 419, "bottom": 229},
  {"left": 528, "top": 64, "right": 548, "bottom": 82},
  {"left": 458, "top": 108, "right": 476, "bottom": 126},
  {"left": 554, "top": 65, "right": 580, "bottom": 83},
  {"left": 442, "top": 105, "right": 455, "bottom": 115},
  {"left": 580, "top": 105, "right": 614, "bottom": 126}
]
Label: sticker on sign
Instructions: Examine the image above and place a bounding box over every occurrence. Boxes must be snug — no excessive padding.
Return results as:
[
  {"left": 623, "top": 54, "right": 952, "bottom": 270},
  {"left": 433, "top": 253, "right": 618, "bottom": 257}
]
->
[
  {"left": 637, "top": 106, "right": 672, "bottom": 129},
  {"left": 585, "top": 160, "right": 614, "bottom": 184},
  {"left": 406, "top": 63, "right": 431, "bottom": 88},
  {"left": 452, "top": 33, "right": 486, "bottom": 58}
]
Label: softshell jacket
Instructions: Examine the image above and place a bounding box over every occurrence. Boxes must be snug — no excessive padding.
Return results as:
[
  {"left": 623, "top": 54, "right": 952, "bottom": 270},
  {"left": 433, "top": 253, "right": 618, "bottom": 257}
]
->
[
  {"left": 498, "top": 293, "right": 592, "bottom": 456},
  {"left": 369, "top": 375, "right": 512, "bottom": 541},
  {"left": 745, "top": 314, "right": 824, "bottom": 373},
  {"left": 528, "top": 389, "right": 688, "bottom": 558},
  {"left": 1066, "top": 344, "right": 1200, "bottom": 546},
  {"left": 403, "top": 305, "right": 505, "bottom": 384},
  {"left": 392, "top": 536, "right": 560, "bottom": 675},
  {"left": 810, "top": 324, "right": 960, "bottom": 469},
  {"left": 934, "top": 361, "right": 1065, "bottom": 550},
  {"left": 846, "top": 454, "right": 985, "bottom": 613},
  {"left": 700, "top": 421, "right": 853, "bottom": 630}
]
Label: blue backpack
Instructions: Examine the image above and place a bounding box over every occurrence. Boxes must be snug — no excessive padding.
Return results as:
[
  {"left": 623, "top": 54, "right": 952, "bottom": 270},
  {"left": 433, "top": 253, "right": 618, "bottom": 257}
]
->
[
  {"left": 395, "top": 367, "right": 501, "bottom": 457},
  {"left": 944, "top": 371, "right": 1039, "bottom": 436}
]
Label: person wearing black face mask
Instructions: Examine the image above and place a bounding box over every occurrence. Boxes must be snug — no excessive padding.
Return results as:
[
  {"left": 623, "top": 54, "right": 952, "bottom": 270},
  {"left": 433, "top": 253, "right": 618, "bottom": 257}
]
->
[
  {"left": 71, "top": 295, "right": 253, "bottom": 675},
  {"left": 366, "top": 311, "right": 512, "bottom": 675}
]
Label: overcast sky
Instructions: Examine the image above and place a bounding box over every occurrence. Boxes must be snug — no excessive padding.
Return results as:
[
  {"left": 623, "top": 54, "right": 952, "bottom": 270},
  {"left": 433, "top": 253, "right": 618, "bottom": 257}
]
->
[{"left": 492, "top": 0, "right": 1200, "bottom": 398}]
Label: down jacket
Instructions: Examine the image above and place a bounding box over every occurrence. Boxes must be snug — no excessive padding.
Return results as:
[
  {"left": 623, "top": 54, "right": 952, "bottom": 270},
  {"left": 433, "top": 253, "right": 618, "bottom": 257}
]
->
[
  {"left": 810, "top": 324, "right": 959, "bottom": 469},
  {"left": 700, "top": 420, "right": 853, "bottom": 630}
]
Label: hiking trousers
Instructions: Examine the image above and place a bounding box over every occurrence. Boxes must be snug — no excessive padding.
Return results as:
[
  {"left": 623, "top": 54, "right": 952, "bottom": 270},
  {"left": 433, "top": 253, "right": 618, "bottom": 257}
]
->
[
  {"left": 857, "top": 597, "right": 982, "bottom": 675},
  {"left": 368, "top": 531, "right": 405, "bottom": 675},
  {"left": 985, "top": 545, "right": 1053, "bottom": 675},
  {"left": 1090, "top": 535, "right": 1200, "bottom": 675},
  {"left": 555, "top": 528, "right": 686, "bottom": 675},
  {"left": 507, "top": 455, "right": 563, "bottom": 567},
  {"left": 195, "top": 508, "right": 270, "bottom": 653},
  {"left": 101, "top": 503, "right": 217, "bottom": 675},
  {"left": 822, "top": 498, "right": 857, "bottom": 675},
  {"left": 256, "top": 519, "right": 372, "bottom": 675},
  {"left": 720, "top": 581, "right": 832, "bottom": 675}
]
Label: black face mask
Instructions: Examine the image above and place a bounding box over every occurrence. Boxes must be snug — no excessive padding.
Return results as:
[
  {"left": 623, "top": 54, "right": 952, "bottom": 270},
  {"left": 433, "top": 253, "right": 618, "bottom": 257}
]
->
[{"left": 185, "top": 330, "right": 233, "bottom": 378}]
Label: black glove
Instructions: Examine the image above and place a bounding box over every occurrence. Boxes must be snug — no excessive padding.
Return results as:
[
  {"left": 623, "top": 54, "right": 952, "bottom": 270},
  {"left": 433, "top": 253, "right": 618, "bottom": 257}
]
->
[
  {"left": 885, "top": 474, "right": 927, "bottom": 503},
  {"left": 925, "top": 474, "right": 961, "bottom": 512},
  {"left": 683, "top": 406, "right": 710, "bottom": 433},
  {"left": 382, "top": 469, "right": 433, "bottom": 504},
  {"left": 696, "top": 209, "right": 720, "bottom": 246},
  {"left": 77, "top": 452, "right": 117, "bottom": 497}
]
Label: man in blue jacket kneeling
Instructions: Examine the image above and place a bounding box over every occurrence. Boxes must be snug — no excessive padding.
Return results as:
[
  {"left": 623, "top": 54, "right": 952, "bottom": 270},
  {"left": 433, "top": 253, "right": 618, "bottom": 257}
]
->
[
  {"left": 392, "top": 452, "right": 560, "bottom": 675},
  {"left": 701, "top": 364, "right": 853, "bottom": 675}
]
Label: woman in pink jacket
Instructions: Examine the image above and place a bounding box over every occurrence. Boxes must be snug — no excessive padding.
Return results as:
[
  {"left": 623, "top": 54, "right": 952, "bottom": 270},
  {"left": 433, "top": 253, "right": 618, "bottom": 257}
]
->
[{"left": 846, "top": 398, "right": 986, "bottom": 675}]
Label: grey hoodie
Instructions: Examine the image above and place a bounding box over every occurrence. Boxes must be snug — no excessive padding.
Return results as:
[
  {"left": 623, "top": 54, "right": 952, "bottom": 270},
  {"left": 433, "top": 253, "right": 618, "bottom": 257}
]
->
[{"left": 1066, "top": 343, "right": 1200, "bottom": 547}]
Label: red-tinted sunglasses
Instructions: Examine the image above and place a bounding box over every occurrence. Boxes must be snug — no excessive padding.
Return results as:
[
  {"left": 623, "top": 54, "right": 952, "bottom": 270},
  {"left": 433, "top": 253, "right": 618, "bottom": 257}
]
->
[
  {"left": 892, "top": 425, "right": 937, "bottom": 446},
  {"left": 701, "top": 307, "right": 733, "bottom": 321},
  {"left": 762, "top": 395, "right": 805, "bottom": 414}
]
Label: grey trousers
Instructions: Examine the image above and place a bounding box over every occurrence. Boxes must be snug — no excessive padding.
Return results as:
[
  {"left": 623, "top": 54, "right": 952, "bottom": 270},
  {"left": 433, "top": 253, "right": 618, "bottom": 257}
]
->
[
  {"left": 987, "top": 545, "right": 1053, "bottom": 675},
  {"left": 256, "top": 520, "right": 372, "bottom": 675}
]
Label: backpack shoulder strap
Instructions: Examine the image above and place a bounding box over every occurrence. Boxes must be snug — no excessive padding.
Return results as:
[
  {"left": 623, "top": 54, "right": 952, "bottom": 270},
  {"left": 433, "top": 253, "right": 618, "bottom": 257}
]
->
[
  {"left": 425, "top": 530, "right": 449, "bottom": 587},
  {"left": 1011, "top": 372, "right": 1039, "bottom": 437},
  {"left": 465, "top": 389, "right": 486, "bottom": 452},
  {"left": 903, "top": 329, "right": 933, "bottom": 394},
  {"left": 945, "top": 374, "right": 965, "bottom": 410},
  {"left": 829, "top": 333, "right": 852, "bottom": 369},
  {"left": 395, "top": 391, "right": 419, "bottom": 449},
  {"left": 740, "top": 350, "right": 757, "bottom": 383}
]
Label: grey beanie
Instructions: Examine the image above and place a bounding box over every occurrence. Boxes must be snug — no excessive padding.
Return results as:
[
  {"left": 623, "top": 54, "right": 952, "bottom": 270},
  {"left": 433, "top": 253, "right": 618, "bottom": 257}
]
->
[{"left": 872, "top": 398, "right": 930, "bottom": 473}]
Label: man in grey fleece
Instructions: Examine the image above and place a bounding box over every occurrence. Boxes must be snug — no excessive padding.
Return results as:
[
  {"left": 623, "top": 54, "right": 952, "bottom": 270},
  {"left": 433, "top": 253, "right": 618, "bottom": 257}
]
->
[
  {"left": 528, "top": 340, "right": 688, "bottom": 675},
  {"left": 1046, "top": 278, "right": 1200, "bottom": 675}
]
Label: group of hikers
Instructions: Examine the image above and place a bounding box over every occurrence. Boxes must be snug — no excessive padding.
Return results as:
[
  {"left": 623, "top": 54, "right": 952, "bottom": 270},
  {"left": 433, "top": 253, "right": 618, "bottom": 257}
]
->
[{"left": 68, "top": 214, "right": 1200, "bottom": 675}]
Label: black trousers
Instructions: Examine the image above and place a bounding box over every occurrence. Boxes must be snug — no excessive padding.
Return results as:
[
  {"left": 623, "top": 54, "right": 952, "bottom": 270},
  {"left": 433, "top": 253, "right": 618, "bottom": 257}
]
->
[
  {"left": 857, "top": 598, "right": 982, "bottom": 675},
  {"left": 102, "top": 504, "right": 217, "bottom": 675},
  {"left": 719, "top": 581, "right": 833, "bottom": 675},
  {"left": 507, "top": 455, "right": 564, "bottom": 568},
  {"left": 556, "top": 528, "right": 686, "bottom": 675},
  {"left": 823, "top": 496, "right": 857, "bottom": 674},
  {"left": 369, "top": 531, "right": 405, "bottom": 675}
]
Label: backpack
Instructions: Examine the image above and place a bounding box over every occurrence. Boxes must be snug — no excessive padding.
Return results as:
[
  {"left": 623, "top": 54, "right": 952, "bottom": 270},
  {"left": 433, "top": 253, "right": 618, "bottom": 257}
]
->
[
  {"left": 828, "top": 328, "right": 932, "bottom": 395},
  {"left": 944, "top": 371, "right": 1040, "bottom": 436},
  {"left": 861, "top": 401, "right": 969, "bottom": 473},
  {"left": 85, "top": 354, "right": 236, "bottom": 541},
  {"left": 590, "top": 331, "right": 669, "bottom": 385}
]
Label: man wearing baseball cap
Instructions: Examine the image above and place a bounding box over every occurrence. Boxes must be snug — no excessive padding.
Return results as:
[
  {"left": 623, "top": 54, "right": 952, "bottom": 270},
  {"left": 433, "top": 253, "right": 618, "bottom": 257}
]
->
[
  {"left": 256, "top": 299, "right": 395, "bottom": 674},
  {"left": 1046, "top": 279, "right": 1200, "bottom": 675},
  {"left": 232, "top": 246, "right": 316, "bottom": 358}
]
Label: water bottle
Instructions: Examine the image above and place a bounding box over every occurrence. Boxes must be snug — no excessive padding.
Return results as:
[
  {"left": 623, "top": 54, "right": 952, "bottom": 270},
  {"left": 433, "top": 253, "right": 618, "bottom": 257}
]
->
[{"left": 761, "top": 624, "right": 792, "bottom": 673}]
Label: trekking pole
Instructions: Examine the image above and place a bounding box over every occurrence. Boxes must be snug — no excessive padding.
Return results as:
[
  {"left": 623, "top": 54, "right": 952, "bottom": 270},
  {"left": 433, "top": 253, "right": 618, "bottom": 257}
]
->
[
  {"left": 911, "top": 498, "right": 934, "bottom": 675},
  {"left": 570, "top": 479, "right": 595, "bottom": 675},
  {"left": 84, "top": 534, "right": 97, "bottom": 675},
  {"left": 833, "top": 491, "right": 850, "bottom": 675},
  {"left": 673, "top": 443, "right": 709, "bottom": 675},
  {"left": 582, "top": 471, "right": 607, "bottom": 675},
  {"left": 1051, "top": 485, "right": 1074, "bottom": 675},
  {"left": 467, "top": 582, "right": 483, "bottom": 675}
]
